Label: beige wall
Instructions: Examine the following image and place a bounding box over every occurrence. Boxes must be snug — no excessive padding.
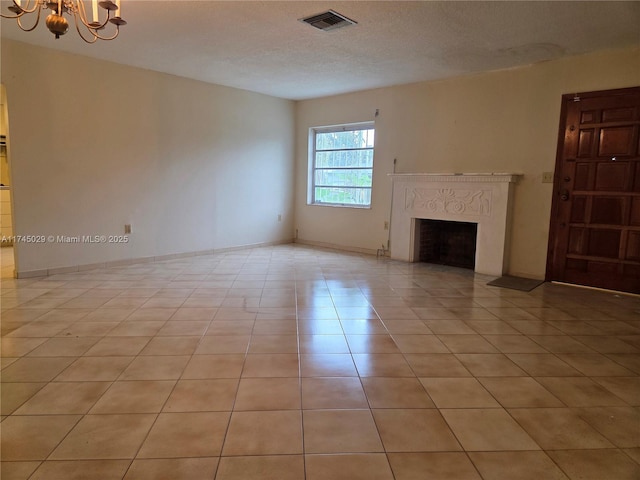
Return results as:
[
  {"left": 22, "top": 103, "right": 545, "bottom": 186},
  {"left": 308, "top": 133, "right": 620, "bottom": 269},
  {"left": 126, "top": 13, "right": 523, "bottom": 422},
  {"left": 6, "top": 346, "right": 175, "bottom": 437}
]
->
[
  {"left": 3, "top": 39, "right": 638, "bottom": 278},
  {"left": 2, "top": 40, "right": 295, "bottom": 275},
  {"left": 294, "top": 46, "right": 640, "bottom": 279}
]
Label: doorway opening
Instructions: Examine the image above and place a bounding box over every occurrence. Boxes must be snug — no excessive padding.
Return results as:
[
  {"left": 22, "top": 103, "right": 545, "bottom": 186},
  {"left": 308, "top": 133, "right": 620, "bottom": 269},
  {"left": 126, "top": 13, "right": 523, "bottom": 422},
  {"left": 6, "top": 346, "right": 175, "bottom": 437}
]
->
[{"left": 1, "top": 84, "right": 15, "bottom": 278}]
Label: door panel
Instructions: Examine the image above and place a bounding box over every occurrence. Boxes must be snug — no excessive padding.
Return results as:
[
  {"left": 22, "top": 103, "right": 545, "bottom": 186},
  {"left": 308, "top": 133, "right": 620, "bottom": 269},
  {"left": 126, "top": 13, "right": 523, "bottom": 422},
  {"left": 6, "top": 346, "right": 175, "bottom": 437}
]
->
[
  {"left": 631, "top": 198, "right": 640, "bottom": 225},
  {"left": 573, "top": 164, "right": 591, "bottom": 190},
  {"left": 599, "top": 126, "right": 634, "bottom": 156},
  {"left": 546, "top": 87, "right": 640, "bottom": 294},
  {"left": 590, "top": 196, "right": 624, "bottom": 225},
  {"left": 594, "top": 163, "right": 629, "bottom": 190},
  {"left": 602, "top": 107, "right": 635, "bottom": 122},
  {"left": 627, "top": 232, "right": 640, "bottom": 260},
  {"left": 578, "top": 129, "right": 595, "bottom": 157}
]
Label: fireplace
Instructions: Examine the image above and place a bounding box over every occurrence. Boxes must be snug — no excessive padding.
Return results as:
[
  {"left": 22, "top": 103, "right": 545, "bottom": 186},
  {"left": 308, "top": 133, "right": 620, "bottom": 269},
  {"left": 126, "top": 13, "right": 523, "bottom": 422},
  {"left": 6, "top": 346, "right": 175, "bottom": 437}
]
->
[
  {"left": 418, "top": 219, "right": 477, "bottom": 269},
  {"left": 389, "top": 173, "right": 521, "bottom": 276}
]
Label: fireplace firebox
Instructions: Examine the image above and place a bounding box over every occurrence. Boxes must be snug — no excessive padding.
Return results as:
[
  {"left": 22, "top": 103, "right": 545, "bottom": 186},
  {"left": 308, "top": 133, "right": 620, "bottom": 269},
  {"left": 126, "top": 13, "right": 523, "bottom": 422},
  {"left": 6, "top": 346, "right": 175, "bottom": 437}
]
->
[{"left": 418, "top": 219, "right": 477, "bottom": 269}]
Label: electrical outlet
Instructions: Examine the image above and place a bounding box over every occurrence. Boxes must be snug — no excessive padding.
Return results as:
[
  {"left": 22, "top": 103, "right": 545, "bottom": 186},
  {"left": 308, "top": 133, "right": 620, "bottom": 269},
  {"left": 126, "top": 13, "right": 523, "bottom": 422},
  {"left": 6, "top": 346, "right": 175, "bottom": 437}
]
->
[
  {"left": 278, "top": 214, "right": 282, "bottom": 222},
  {"left": 542, "top": 172, "right": 554, "bottom": 183},
  {"left": 384, "top": 221, "right": 389, "bottom": 230},
  {"left": 124, "top": 224, "right": 132, "bottom": 234}
]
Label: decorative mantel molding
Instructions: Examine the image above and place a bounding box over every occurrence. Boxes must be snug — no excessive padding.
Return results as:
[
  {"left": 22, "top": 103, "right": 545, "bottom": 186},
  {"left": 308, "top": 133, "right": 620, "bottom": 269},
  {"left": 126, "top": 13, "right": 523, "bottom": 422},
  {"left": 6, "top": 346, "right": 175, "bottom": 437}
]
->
[
  {"left": 405, "top": 188, "right": 492, "bottom": 216},
  {"left": 389, "top": 173, "right": 522, "bottom": 276},
  {"left": 389, "top": 173, "right": 521, "bottom": 183}
]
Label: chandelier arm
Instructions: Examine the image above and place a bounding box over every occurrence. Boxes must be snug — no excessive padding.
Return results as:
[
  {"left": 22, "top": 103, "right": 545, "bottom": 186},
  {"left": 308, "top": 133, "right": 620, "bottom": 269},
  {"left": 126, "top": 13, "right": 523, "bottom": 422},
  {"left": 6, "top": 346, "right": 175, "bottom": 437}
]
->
[
  {"left": 16, "top": 0, "right": 41, "bottom": 14},
  {"left": 71, "top": 10, "right": 118, "bottom": 42},
  {"left": 91, "top": 25, "right": 119, "bottom": 41},
  {"left": 0, "top": 0, "right": 42, "bottom": 18},
  {"left": 21, "top": 0, "right": 44, "bottom": 13},
  {"left": 75, "top": 0, "right": 110, "bottom": 31},
  {"left": 74, "top": 4, "right": 121, "bottom": 41},
  {"left": 15, "top": 3, "right": 43, "bottom": 31},
  {"left": 70, "top": 8, "right": 98, "bottom": 43}
]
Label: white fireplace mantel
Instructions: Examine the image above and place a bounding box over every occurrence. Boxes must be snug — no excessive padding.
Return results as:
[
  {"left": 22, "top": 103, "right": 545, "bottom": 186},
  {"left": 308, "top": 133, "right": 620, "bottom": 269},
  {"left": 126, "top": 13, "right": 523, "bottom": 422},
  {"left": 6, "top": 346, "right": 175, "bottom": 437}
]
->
[{"left": 389, "top": 173, "right": 522, "bottom": 276}]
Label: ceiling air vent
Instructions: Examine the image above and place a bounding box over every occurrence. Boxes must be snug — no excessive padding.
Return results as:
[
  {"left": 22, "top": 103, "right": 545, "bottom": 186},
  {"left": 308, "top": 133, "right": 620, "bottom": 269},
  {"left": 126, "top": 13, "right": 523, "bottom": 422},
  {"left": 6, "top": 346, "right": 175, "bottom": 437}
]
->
[{"left": 299, "top": 10, "right": 357, "bottom": 32}]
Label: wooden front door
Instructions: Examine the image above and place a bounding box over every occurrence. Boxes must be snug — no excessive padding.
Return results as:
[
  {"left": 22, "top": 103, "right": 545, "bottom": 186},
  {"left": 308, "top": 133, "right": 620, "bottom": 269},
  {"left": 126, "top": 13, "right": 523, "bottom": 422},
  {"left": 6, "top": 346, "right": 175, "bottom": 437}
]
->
[{"left": 546, "top": 87, "right": 640, "bottom": 294}]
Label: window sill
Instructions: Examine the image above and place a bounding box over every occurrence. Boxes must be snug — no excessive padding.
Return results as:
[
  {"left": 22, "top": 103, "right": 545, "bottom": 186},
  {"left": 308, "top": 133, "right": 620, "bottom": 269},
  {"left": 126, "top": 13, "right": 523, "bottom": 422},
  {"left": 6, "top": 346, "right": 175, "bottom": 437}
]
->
[{"left": 309, "top": 202, "right": 371, "bottom": 210}]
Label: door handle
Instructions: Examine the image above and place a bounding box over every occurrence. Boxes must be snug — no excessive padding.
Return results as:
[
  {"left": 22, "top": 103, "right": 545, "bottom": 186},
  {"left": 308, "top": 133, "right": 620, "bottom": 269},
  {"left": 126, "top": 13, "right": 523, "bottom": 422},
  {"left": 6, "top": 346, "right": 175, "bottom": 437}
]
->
[{"left": 560, "top": 190, "right": 570, "bottom": 201}]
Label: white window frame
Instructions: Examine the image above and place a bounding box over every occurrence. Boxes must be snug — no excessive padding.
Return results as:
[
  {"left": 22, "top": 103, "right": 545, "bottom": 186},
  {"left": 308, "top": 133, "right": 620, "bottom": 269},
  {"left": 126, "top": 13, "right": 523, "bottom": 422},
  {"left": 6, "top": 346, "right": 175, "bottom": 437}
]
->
[{"left": 308, "top": 121, "right": 375, "bottom": 208}]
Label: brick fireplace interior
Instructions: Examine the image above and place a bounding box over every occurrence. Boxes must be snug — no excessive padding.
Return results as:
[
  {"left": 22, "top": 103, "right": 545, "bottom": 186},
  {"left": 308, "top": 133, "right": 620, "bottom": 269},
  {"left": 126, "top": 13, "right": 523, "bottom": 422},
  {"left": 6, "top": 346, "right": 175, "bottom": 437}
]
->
[{"left": 418, "top": 219, "right": 478, "bottom": 270}]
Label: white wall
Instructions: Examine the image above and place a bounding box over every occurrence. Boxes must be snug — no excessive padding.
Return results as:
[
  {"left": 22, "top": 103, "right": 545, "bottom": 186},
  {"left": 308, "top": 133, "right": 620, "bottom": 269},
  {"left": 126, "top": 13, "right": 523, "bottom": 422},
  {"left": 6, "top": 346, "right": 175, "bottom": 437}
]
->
[
  {"left": 2, "top": 40, "right": 295, "bottom": 275},
  {"left": 294, "top": 46, "right": 640, "bottom": 279}
]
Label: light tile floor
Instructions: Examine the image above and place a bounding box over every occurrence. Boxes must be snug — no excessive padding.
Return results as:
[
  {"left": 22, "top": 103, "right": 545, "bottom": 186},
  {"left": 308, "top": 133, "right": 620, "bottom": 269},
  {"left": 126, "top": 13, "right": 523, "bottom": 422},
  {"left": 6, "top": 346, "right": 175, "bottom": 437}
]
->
[{"left": 1, "top": 244, "right": 639, "bottom": 479}]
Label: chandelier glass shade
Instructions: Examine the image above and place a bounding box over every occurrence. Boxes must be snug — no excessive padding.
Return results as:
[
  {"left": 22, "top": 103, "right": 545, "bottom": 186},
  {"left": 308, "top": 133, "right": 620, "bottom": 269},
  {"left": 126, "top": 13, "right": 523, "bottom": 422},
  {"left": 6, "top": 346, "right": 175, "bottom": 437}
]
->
[{"left": 1, "top": 0, "right": 126, "bottom": 43}]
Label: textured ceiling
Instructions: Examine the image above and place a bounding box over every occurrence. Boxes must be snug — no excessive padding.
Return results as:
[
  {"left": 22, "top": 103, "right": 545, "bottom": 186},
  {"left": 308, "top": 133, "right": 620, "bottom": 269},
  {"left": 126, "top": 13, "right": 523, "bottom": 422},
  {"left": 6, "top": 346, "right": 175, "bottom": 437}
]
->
[{"left": 2, "top": 1, "right": 639, "bottom": 100}]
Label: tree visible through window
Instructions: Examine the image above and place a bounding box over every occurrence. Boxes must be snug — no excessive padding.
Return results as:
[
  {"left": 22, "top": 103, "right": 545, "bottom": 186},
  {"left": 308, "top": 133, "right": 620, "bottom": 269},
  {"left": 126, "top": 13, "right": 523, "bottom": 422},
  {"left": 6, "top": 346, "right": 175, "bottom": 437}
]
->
[{"left": 311, "top": 123, "right": 375, "bottom": 207}]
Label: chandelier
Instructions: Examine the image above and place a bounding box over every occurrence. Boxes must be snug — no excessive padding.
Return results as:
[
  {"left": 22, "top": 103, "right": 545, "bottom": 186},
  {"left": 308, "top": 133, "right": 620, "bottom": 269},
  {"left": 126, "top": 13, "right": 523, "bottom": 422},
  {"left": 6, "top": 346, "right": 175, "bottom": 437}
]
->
[{"left": 1, "top": 0, "right": 126, "bottom": 43}]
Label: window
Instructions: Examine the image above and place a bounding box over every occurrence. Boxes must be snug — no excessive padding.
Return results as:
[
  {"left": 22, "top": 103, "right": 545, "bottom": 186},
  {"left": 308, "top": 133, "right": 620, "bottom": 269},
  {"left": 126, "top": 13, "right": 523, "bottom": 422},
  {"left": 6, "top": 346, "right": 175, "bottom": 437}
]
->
[{"left": 310, "top": 122, "right": 375, "bottom": 207}]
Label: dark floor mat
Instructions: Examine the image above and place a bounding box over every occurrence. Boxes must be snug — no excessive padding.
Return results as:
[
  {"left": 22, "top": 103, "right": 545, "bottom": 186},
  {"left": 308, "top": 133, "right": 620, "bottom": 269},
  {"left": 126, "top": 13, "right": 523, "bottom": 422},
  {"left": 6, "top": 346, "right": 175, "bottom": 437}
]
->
[{"left": 487, "top": 275, "right": 544, "bottom": 292}]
